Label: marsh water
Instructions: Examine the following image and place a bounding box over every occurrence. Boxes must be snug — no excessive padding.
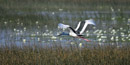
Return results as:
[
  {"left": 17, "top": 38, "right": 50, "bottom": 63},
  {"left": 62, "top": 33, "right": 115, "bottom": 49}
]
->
[{"left": 0, "top": 0, "right": 130, "bottom": 48}]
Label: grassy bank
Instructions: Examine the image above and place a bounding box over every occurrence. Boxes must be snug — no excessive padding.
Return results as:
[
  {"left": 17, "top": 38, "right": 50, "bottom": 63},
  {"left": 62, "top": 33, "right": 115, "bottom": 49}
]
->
[{"left": 0, "top": 45, "right": 130, "bottom": 65}]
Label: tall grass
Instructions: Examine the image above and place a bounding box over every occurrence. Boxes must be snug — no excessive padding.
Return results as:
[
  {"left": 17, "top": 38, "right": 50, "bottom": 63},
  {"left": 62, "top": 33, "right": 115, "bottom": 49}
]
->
[{"left": 0, "top": 45, "right": 130, "bottom": 65}]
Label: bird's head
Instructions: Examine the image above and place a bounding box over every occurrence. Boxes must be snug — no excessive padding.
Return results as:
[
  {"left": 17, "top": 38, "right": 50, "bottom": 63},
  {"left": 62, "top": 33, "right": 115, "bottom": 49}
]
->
[{"left": 58, "top": 32, "right": 69, "bottom": 36}]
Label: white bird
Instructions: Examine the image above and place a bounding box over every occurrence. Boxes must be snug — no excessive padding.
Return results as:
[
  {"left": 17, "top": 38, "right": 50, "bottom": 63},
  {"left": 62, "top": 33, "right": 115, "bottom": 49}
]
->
[{"left": 58, "top": 19, "right": 96, "bottom": 42}]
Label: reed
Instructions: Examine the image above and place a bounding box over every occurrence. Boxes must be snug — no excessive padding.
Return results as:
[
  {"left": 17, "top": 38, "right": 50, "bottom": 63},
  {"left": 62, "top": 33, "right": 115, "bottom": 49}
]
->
[{"left": 0, "top": 45, "right": 130, "bottom": 65}]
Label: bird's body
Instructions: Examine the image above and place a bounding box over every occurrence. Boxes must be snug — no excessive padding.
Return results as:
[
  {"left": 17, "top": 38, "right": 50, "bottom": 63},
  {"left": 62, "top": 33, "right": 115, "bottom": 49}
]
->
[{"left": 58, "top": 19, "right": 95, "bottom": 42}]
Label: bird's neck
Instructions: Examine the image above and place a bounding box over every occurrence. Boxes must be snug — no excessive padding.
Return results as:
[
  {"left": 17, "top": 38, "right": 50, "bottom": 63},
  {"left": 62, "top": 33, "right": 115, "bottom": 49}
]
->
[
  {"left": 63, "top": 33, "right": 69, "bottom": 35},
  {"left": 61, "top": 32, "right": 69, "bottom": 36}
]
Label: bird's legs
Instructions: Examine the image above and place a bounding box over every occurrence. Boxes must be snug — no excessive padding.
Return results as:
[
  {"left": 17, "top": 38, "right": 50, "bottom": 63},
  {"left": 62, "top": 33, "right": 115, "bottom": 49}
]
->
[{"left": 78, "top": 36, "right": 91, "bottom": 42}]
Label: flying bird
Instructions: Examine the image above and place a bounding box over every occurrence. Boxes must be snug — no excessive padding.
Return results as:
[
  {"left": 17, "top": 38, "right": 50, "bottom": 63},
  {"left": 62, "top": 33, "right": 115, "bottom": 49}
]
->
[{"left": 58, "top": 19, "right": 95, "bottom": 42}]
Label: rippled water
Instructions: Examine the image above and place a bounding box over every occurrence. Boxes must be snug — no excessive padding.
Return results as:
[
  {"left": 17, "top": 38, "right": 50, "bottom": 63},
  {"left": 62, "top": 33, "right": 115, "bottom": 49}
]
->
[{"left": 0, "top": 11, "right": 130, "bottom": 48}]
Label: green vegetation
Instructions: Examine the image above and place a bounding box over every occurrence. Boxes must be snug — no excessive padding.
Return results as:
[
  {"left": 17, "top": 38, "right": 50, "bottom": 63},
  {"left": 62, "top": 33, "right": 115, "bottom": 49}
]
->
[
  {"left": 0, "top": 0, "right": 130, "bottom": 12},
  {"left": 0, "top": 45, "right": 130, "bottom": 65}
]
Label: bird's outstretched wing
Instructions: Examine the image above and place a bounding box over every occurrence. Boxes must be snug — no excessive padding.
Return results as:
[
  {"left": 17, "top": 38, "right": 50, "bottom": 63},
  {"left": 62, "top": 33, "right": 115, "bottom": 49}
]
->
[
  {"left": 75, "top": 19, "right": 95, "bottom": 34},
  {"left": 58, "top": 23, "right": 77, "bottom": 33},
  {"left": 58, "top": 19, "right": 95, "bottom": 35},
  {"left": 58, "top": 23, "right": 70, "bottom": 29}
]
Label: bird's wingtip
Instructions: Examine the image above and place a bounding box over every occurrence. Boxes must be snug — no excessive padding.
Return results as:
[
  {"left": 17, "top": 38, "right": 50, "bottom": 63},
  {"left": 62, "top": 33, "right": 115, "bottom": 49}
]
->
[
  {"left": 85, "top": 19, "right": 96, "bottom": 25},
  {"left": 58, "top": 23, "right": 70, "bottom": 29}
]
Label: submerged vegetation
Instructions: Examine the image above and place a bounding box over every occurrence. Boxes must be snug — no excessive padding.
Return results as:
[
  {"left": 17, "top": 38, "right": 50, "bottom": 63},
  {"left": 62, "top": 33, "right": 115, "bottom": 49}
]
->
[{"left": 0, "top": 0, "right": 130, "bottom": 64}]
